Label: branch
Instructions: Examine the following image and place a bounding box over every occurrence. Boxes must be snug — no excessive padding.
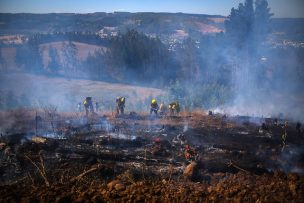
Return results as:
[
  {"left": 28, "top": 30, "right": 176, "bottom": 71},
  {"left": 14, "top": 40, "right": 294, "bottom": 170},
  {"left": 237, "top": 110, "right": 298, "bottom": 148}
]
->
[
  {"left": 25, "top": 155, "right": 50, "bottom": 187},
  {"left": 227, "top": 160, "right": 250, "bottom": 173},
  {"left": 70, "top": 164, "right": 102, "bottom": 183}
]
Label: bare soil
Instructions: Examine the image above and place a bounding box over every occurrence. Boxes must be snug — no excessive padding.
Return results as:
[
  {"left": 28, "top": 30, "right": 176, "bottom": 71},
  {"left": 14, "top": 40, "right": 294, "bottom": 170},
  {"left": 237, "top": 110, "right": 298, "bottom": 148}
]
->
[{"left": 0, "top": 112, "right": 303, "bottom": 202}]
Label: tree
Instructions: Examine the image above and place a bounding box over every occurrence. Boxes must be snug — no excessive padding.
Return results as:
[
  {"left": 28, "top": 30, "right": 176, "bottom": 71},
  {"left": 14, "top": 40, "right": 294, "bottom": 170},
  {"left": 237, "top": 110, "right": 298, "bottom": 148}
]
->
[
  {"left": 15, "top": 37, "right": 44, "bottom": 73},
  {"left": 62, "top": 41, "right": 79, "bottom": 77},
  {"left": 254, "top": 0, "right": 273, "bottom": 47},
  {"left": 224, "top": 0, "right": 273, "bottom": 88},
  {"left": 225, "top": 0, "right": 272, "bottom": 51},
  {"left": 47, "top": 46, "right": 61, "bottom": 75},
  {"left": 82, "top": 49, "right": 106, "bottom": 80},
  {"left": 105, "top": 30, "right": 173, "bottom": 84},
  {"left": 225, "top": 0, "right": 254, "bottom": 49},
  {"left": 175, "top": 38, "right": 200, "bottom": 82},
  {"left": 166, "top": 80, "right": 188, "bottom": 104},
  {"left": 28, "top": 36, "right": 44, "bottom": 73}
]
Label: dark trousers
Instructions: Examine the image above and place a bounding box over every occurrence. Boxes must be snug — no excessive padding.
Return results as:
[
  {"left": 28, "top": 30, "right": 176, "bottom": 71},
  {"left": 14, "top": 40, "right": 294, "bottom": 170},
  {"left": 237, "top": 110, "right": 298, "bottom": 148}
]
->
[
  {"left": 117, "top": 106, "right": 124, "bottom": 114},
  {"left": 150, "top": 108, "right": 158, "bottom": 115}
]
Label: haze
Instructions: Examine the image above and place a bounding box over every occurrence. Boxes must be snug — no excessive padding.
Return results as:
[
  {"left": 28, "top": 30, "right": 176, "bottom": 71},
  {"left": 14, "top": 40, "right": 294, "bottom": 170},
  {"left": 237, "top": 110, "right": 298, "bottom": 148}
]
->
[{"left": 0, "top": 0, "right": 304, "bottom": 18}]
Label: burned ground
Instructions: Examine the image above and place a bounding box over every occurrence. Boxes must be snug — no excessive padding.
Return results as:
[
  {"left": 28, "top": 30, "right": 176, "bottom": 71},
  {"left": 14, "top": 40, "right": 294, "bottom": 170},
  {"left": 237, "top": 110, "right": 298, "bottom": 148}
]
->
[{"left": 0, "top": 111, "right": 304, "bottom": 202}]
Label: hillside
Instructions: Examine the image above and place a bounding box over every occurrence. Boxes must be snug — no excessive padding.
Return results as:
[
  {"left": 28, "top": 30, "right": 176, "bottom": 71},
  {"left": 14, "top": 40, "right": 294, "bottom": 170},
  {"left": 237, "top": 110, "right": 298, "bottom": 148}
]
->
[
  {"left": 0, "top": 13, "right": 303, "bottom": 43},
  {"left": 1, "top": 12, "right": 303, "bottom": 71},
  {"left": 0, "top": 12, "right": 225, "bottom": 37},
  {"left": 40, "top": 41, "right": 107, "bottom": 67},
  {"left": 0, "top": 73, "right": 164, "bottom": 111},
  {"left": 0, "top": 41, "right": 106, "bottom": 69}
]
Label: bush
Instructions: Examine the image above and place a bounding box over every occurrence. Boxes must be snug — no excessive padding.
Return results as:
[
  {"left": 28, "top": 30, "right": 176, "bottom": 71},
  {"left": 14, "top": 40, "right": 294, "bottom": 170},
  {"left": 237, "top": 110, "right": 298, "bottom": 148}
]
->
[{"left": 166, "top": 80, "right": 233, "bottom": 111}]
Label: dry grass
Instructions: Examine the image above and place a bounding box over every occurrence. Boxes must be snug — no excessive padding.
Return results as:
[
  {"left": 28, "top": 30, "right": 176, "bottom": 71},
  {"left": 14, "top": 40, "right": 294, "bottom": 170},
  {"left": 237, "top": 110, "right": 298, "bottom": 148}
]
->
[
  {"left": 195, "top": 22, "right": 223, "bottom": 34},
  {"left": 39, "top": 41, "right": 107, "bottom": 66},
  {"left": 0, "top": 73, "right": 165, "bottom": 108},
  {"left": 207, "top": 17, "right": 226, "bottom": 23},
  {"left": 1, "top": 47, "right": 17, "bottom": 69}
]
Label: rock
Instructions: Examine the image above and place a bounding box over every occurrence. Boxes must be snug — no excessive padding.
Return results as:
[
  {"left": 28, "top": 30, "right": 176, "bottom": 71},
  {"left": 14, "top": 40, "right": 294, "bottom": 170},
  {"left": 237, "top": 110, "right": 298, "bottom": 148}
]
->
[
  {"left": 100, "top": 189, "right": 108, "bottom": 196},
  {"left": 32, "top": 136, "right": 47, "bottom": 144},
  {"left": 114, "top": 183, "right": 125, "bottom": 191},
  {"left": 107, "top": 180, "right": 120, "bottom": 190},
  {"left": 107, "top": 180, "right": 125, "bottom": 191}
]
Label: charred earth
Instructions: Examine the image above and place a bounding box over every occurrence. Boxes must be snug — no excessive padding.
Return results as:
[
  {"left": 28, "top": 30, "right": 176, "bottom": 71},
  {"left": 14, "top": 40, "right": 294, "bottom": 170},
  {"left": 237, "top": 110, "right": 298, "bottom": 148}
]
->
[{"left": 0, "top": 111, "right": 303, "bottom": 202}]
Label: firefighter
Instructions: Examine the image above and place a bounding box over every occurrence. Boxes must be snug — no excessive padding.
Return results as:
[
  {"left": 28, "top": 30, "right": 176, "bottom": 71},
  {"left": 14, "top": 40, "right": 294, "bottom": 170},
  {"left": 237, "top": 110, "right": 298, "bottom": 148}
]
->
[
  {"left": 83, "top": 97, "right": 94, "bottom": 116},
  {"left": 184, "top": 145, "right": 197, "bottom": 162},
  {"left": 169, "top": 101, "right": 180, "bottom": 115},
  {"left": 159, "top": 102, "right": 167, "bottom": 115},
  {"left": 116, "top": 97, "right": 125, "bottom": 115},
  {"left": 150, "top": 99, "right": 159, "bottom": 115}
]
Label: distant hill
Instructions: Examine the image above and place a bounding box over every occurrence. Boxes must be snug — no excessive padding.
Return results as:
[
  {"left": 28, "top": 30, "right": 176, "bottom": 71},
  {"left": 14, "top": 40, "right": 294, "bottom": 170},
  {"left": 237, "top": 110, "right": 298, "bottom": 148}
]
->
[
  {"left": 0, "top": 12, "right": 225, "bottom": 38},
  {"left": 0, "top": 12, "right": 303, "bottom": 46}
]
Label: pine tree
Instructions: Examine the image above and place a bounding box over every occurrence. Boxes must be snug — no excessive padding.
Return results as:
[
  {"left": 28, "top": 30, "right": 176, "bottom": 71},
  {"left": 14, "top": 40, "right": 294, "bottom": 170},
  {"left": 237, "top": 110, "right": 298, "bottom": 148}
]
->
[
  {"left": 62, "top": 41, "right": 79, "bottom": 77},
  {"left": 176, "top": 38, "right": 200, "bottom": 82},
  {"left": 83, "top": 49, "right": 105, "bottom": 80},
  {"left": 254, "top": 0, "right": 273, "bottom": 46},
  {"left": 224, "top": 0, "right": 273, "bottom": 90},
  {"left": 28, "top": 36, "right": 44, "bottom": 73},
  {"left": 225, "top": 0, "right": 272, "bottom": 50},
  {"left": 15, "top": 39, "right": 43, "bottom": 73},
  {"left": 225, "top": 0, "right": 254, "bottom": 49},
  {"left": 47, "top": 46, "right": 60, "bottom": 75}
]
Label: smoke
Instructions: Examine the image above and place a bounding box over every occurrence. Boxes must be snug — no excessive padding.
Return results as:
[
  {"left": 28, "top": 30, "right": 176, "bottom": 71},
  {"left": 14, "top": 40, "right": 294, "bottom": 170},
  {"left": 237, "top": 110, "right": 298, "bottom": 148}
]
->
[
  {"left": 0, "top": 73, "right": 164, "bottom": 112},
  {"left": 0, "top": 8, "right": 303, "bottom": 122},
  {"left": 183, "top": 123, "right": 189, "bottom": 132},
  {"left": 203, "top": 1, "right": 304, "bottom": 122},
  {"left": 218, "top": 45, "right": 304, "bottom": 122},
  {"left": 277, "top": 146, "right": 304, "bottom": 175}
]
